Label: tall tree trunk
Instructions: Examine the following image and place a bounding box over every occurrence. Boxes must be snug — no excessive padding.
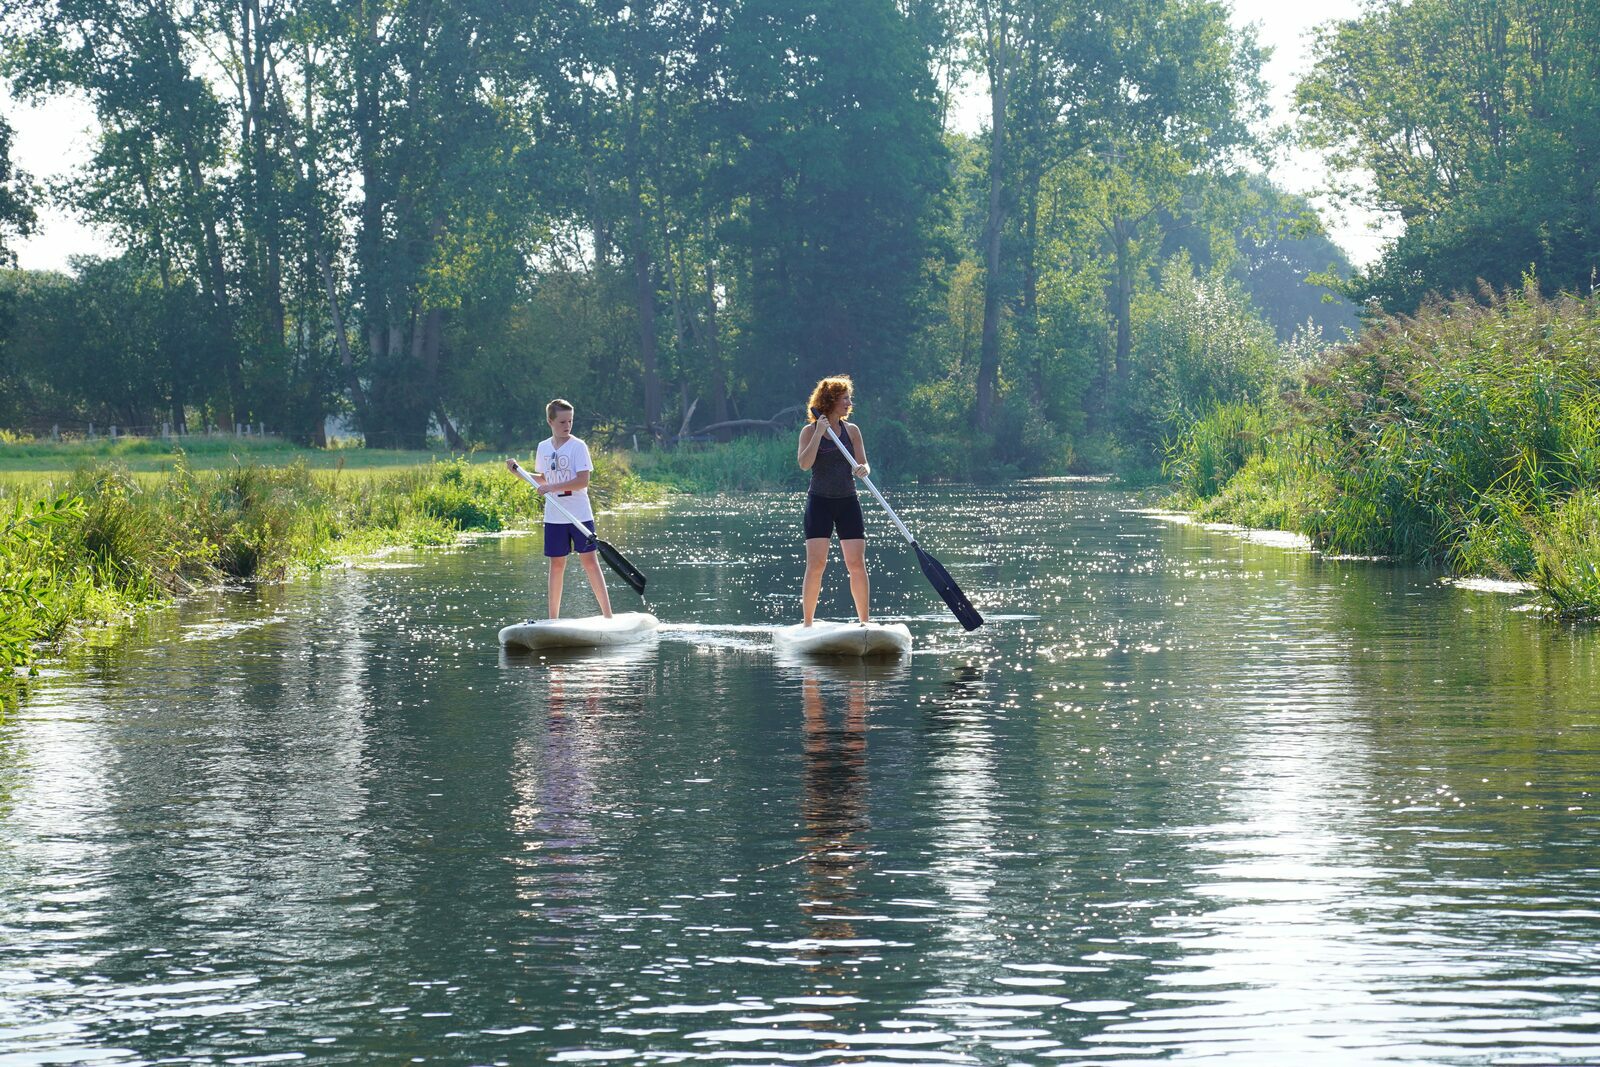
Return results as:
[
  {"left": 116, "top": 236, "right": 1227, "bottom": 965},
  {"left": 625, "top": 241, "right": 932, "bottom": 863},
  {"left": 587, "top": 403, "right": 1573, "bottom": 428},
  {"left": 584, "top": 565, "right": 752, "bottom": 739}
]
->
[
  {"left": 136, "top": 158, "right": 187, "bottom": 433},
  {"left": 705, "top": 258, "right": 730, "bottom": 441},
  {"left": 180, "top": 140, "right": 239, "bottom": 431},
  {"left": 626, "top": 96, "right": 663, "bottom": 437},
  {"left": 354, "top": 3, "right": 387, "bottom": 442},
  {"left": 157, "top": 14, "right": 238, "bottom": 429},
  {"left": 241, "top": 0, "right": 286, "bottom": 356},
  {"left": 318, "top": 247, "right": 370, "bottom": 426},
  {"left": 1111, "top": 216, "right": 1134, "bottom": 395},
  {"left": 1021, "top": 167, "right": 1042, "bottom": 402},
  {"left": 419, "top": 302, "right": 456, "bottom": 450},
  {"left": 975, "top": 30, "right": 1008, "bottom": 433}
]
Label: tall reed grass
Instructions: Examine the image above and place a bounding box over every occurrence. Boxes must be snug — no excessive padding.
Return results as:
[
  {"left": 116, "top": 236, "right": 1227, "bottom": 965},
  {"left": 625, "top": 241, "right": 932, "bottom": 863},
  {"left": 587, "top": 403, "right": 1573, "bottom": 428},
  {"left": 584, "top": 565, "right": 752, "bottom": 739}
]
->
[{"left": 1170, "top": 283, "right": 1600, "bottom": 618}]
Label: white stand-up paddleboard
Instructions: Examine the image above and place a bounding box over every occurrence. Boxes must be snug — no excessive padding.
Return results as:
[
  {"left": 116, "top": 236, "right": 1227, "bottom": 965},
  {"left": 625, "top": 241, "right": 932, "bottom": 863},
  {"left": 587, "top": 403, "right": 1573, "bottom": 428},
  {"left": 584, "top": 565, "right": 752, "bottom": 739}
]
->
[
  {"left": 773, "top": 620, "right": 912, "bottom": 658},
  {"left": 499, "top": 612, "right": 660, "bottom": 650}
]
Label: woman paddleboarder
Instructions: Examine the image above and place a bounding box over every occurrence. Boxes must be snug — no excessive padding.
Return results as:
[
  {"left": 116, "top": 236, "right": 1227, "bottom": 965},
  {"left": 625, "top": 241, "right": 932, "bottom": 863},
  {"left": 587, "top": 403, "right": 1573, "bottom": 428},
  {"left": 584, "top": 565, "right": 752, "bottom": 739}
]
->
[{"left": 797, "top": 375, "right": 871, "bottom": 626}]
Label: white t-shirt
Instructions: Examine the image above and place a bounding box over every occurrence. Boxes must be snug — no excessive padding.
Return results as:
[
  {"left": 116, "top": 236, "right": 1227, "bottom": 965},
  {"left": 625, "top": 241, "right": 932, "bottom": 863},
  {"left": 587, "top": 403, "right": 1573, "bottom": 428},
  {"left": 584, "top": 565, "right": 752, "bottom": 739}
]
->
[{"left": 534, "top": 435, "right": 595, "bottom": 524}]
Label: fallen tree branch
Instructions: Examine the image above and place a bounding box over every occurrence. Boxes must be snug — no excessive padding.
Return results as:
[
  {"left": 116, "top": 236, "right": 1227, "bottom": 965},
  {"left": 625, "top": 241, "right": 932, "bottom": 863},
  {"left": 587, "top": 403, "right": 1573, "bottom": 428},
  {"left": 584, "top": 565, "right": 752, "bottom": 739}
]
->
[{"left": 678, "top": 404, "right": 805, "bottom": 441}]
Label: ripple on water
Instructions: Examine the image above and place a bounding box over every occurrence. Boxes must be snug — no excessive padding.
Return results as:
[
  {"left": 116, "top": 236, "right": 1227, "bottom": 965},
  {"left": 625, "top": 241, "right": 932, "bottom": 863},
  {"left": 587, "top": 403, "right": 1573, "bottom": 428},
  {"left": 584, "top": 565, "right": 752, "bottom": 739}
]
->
[{"left": 2, "top": 485, "right": 1599, "bottom": 1064}]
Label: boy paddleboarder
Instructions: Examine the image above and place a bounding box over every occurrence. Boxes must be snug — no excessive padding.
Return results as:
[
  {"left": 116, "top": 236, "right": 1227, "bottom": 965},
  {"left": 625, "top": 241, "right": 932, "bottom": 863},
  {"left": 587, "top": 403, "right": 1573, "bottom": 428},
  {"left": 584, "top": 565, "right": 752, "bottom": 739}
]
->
[{"left": 506, "top": 399, "right": 613, "bottom": 619}]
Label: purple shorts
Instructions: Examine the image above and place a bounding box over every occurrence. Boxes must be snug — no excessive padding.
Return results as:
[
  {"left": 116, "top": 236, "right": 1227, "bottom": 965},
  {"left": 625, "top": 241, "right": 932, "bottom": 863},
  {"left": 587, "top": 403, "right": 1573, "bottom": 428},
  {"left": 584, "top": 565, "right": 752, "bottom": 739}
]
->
[{"left": 544, "top": 520, "right": 597, "bottom": 557}]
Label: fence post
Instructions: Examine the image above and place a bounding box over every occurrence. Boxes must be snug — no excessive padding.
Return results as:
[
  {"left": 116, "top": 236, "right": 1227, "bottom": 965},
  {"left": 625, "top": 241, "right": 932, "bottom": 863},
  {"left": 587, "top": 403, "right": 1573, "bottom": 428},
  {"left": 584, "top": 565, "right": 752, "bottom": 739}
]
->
[
  {"left": 88, "top": 422, "right": 95, "bottom": 439},
  {"left": 51, "top": 424, "right": 59, "bottom": 441}
]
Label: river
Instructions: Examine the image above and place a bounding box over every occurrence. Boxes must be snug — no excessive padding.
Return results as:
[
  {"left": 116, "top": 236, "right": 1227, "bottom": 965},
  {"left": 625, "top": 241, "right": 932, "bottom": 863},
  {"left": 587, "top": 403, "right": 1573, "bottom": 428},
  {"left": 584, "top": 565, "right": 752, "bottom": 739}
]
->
[{"left": 2, "top": 481, "right": 1598, "bottom": 1064}]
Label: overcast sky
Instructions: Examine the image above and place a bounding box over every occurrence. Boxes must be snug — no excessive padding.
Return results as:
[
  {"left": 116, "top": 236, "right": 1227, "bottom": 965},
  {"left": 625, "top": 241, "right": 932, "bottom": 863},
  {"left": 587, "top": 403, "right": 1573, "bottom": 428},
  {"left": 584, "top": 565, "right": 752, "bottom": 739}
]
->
[{"left": 4, "top": 0, "right": 1395, "bottom": 274}]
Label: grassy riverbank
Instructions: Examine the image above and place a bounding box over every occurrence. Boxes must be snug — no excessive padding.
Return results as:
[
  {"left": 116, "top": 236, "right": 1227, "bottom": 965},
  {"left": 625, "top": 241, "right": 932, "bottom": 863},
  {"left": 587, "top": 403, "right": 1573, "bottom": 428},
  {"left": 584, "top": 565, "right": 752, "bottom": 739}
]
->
[
  {"left": 1168, "top": 285, "right": 1600, "bottom": 618},
  {"left": 1, "top": 451, "right": 659, "bottom": 698},
  {"left": 0, "top": 436, "right": 460, "bottom": 482},
  {"left": 628, "top": 436, "right": 805, "bottom": 492}
]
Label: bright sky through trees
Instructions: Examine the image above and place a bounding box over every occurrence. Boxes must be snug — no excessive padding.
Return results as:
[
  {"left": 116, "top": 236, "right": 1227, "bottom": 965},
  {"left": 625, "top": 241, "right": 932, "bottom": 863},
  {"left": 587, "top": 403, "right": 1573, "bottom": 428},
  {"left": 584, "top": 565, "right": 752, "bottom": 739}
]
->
[{"left": 5, "top": 1, "right": 1390, "bottom": 273}]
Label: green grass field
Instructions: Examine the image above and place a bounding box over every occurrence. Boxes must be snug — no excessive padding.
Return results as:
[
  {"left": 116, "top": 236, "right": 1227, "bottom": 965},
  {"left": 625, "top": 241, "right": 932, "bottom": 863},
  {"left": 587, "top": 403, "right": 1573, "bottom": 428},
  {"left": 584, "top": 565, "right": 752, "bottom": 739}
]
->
[{"left": 0, "top": 437, "right": 478, "bottom": 476}]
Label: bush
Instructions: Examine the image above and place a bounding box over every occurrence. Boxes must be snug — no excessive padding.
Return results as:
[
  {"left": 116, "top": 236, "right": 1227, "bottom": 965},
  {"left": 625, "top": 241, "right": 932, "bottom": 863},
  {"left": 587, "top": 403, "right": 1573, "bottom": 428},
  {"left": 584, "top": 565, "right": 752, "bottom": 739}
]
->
[
  {"left": 1294, "top": 282, "right": 1600, "bottom": 563},
  {"left": 0, "top": 494, "right": 83, "bottom": 689},
  {"left": 1190, "top": 447, "right": 1330, "bottom": 531},
  {"left": 1450, "top": 490, "right": 1541, "bottom": 579}
]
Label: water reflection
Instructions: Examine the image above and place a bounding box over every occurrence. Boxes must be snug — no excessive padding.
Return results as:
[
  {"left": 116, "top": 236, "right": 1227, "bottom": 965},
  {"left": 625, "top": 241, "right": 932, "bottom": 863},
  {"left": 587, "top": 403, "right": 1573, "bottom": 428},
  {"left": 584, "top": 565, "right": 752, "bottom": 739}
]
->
[
  {"left": 503, "top": 640, "right": 657, "bottom": 978},
  {"left": 3, "top": 485, "right": 1600, "bottom": 1065},
  {"left": 797, "top": 663, "right": 870, "bottom": 941}
]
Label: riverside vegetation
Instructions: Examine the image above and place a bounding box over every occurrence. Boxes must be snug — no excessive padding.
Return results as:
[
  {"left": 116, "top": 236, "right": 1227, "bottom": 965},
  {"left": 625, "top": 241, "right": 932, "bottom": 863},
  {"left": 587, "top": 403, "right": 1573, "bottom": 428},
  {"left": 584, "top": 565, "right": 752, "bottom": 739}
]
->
[
  {"left": 0, "top": 414, "right": 1077, "bottom": 701},
  {"left": 0, "top": 451, "right": 658, "bottom": 700},
  {"left": 1168, "top": 285, "right": 1600, "bottom": 620}
]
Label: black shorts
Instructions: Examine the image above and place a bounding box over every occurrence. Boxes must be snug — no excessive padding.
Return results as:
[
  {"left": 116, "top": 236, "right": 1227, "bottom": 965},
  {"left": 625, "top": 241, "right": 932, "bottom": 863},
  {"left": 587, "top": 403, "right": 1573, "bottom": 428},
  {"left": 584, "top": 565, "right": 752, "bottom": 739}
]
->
[{"left": 804, "top": 492, "right": 865, "bottom": 541}]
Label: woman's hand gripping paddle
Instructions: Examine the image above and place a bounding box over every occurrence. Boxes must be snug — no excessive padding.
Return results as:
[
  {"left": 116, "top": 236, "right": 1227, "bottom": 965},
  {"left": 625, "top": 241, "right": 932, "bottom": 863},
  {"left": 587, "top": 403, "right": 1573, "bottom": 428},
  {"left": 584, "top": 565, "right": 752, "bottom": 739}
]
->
[
  {"left": 510, "top": 462, "right": 648, "bottom": 596},
  {"left": 819, "top": 421, "right": 983, "bottom": 631}
]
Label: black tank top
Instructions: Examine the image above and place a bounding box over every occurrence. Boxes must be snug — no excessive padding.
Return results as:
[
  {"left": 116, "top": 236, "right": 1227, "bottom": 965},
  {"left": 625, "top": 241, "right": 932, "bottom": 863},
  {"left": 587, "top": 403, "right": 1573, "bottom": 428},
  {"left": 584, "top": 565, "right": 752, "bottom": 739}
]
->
[{"left": 809, "top": 422, "right": 858, "bottom": 498}]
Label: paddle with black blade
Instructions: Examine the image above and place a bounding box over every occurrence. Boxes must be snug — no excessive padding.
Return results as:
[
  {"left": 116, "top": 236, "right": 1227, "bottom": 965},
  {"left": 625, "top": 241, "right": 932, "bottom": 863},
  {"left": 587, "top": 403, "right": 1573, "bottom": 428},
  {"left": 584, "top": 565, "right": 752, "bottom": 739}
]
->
[
  {"left": 819, "top": 420, "right": 983, "bottom": 631},
  {"left": 509, "top": 461, "right": 648, "bottom": 597}
]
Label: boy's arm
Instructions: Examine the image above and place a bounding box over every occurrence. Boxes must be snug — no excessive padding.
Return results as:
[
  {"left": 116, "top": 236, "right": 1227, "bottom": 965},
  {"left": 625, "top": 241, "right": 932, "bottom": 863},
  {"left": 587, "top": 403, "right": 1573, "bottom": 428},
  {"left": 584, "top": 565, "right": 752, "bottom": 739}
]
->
[{"left": 556, "top": 470, "right": 591, "bottom": 492}]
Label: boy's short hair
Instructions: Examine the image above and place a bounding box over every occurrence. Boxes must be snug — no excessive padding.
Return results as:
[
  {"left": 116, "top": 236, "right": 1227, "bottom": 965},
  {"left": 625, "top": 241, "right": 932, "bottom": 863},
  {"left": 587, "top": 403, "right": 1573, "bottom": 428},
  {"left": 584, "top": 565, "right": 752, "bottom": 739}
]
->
[{"left": 546, "top": 398, "right": 574, "bottom": 421}]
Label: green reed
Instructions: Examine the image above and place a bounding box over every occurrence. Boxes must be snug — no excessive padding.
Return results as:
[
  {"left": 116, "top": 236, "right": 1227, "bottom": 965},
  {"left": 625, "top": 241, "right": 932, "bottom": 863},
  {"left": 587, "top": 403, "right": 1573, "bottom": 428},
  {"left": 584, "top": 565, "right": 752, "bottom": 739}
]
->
[{"left": 1171, "top": 283, "right": 1600, "bottom": 618}]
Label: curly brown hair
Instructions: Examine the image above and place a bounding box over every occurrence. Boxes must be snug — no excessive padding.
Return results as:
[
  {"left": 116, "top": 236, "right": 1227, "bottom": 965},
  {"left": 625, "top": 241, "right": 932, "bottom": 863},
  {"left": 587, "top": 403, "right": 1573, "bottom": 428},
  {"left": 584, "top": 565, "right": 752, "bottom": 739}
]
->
[{"left": 806, "top": 376, "right": 853, "bottom": 423}]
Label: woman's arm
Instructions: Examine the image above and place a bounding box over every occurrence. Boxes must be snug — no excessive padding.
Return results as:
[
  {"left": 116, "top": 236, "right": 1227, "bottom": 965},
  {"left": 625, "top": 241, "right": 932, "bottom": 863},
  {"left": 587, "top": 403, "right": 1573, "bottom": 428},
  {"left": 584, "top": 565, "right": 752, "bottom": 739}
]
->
[
  {"left": 797, "top": 419, "right": 827, "bottom": 470},
  {"left": 847, "top": 424, "right": 870, "bottom": 479}
]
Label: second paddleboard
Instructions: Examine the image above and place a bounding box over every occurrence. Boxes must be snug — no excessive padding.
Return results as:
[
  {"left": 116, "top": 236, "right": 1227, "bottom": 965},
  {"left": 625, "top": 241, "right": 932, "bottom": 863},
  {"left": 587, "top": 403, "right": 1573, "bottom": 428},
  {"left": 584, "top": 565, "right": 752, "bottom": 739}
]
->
[
  {"left": 773, "top": 620, "right": 912, "bottom": 658},
  {"left": 500, "top": 611, "right": 660, "bottom": 650}
]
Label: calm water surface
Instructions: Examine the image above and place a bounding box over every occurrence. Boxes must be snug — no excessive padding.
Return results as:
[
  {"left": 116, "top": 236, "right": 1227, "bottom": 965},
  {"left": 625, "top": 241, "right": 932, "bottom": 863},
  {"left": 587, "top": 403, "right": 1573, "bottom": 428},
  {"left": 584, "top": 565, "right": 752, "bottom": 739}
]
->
[{"left": 3, "top": 482, "right": 1599, "bottom": 1065}]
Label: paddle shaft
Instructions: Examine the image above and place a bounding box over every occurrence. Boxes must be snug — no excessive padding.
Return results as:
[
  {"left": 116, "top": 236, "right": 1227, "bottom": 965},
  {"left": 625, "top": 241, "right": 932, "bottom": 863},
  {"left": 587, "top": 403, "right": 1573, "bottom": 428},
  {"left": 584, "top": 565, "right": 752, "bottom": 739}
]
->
[
  {"left": 512, "top": 463, "right": 592, "bottom": 530},
  {"left": 819, "top": 421, "right": 916, "bottom": 544}
]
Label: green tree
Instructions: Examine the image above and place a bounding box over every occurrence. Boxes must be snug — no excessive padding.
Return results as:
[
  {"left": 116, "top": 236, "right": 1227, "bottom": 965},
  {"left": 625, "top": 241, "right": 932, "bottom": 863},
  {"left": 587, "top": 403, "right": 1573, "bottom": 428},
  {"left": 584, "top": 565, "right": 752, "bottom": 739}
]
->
[
  {"left": 0, "top": 111, "right": 37, "bottom": 427},
  {"left": 1159, "top": 173, "right": 1358, "bottom": 343},
  {"left": 711, "top": 0, "right": 948, "bottom": 413},
  {"left": 1125, "top": 257, "right": 1282, "bottom": 457},
  {"left": 960, "top": 0, "right": 1267, "bottom": 438},
  {"left": 0, "top": 111, "right": 36, "bottom": 265},
  {"left": 321, "top": 0, "right": 558, "bottom": 448},
  {"left": 4, "top": 0, "right": 246, "bottom": 425},
  {"left": 1068, "top": 0, "right": 1269, "bottom": 413},
  {"left": 1299, "top": 0, "right": 1600, "bottom": 310}
]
